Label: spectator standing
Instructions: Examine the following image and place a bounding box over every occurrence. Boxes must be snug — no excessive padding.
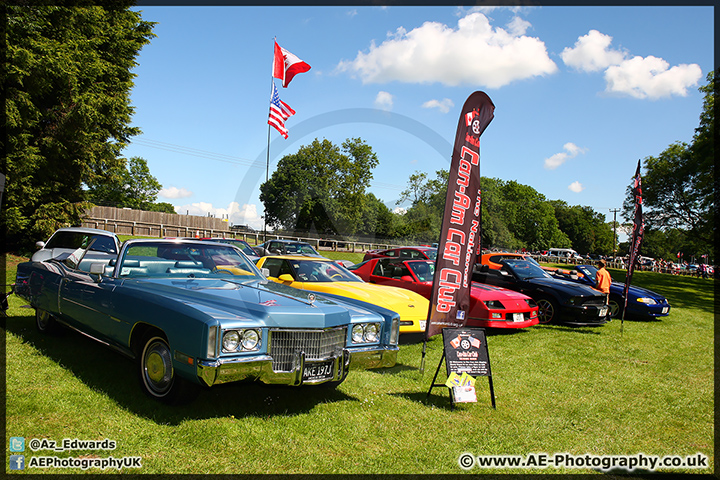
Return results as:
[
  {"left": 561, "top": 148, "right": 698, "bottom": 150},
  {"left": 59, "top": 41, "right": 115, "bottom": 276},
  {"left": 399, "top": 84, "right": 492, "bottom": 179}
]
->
[{"left": 595, "top": 259, "right": 612, "bottom": 305}]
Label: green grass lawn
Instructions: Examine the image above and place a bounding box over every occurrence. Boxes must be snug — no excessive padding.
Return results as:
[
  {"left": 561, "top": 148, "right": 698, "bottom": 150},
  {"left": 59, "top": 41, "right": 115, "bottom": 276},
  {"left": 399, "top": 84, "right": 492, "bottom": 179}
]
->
[{"left": 4, "top": 254, "right": 714, "bottom": 475}]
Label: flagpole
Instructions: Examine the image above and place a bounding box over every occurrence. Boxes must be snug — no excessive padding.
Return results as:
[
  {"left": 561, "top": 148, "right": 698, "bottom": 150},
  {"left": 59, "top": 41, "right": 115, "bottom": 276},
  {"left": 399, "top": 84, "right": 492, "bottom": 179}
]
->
[{"left": 264, "top": 38, "right": 276, "bottom": 245}]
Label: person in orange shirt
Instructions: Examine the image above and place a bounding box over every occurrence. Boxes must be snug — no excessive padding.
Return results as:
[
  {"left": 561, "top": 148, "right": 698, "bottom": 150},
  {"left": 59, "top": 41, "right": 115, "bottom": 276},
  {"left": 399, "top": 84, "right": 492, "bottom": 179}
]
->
[{"left": 595, "top": 259, "right": 612, "bottom": 304}]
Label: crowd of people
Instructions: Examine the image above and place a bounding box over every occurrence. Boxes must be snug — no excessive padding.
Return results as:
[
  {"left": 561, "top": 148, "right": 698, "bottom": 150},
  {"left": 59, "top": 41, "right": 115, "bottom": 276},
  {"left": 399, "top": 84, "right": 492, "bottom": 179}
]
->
[{"left": 636, "top": 258, "right": 714, "bottom": 278}]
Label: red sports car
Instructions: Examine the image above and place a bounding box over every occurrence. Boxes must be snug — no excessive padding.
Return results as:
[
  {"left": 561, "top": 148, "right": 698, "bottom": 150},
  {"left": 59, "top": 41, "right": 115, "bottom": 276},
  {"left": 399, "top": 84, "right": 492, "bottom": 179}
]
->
[
  {"left": 348, "top": 258, "right": 539, "bottom": 329},
  {"left": 362, "top": 246, "right": 437, "bottom": 262}
]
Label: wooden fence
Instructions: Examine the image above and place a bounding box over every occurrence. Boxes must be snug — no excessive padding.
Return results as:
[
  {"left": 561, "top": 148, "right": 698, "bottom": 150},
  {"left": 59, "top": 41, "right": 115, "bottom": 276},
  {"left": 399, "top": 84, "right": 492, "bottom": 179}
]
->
[{"left": 81, "top": 206, "right": 397, "bottom": 252}]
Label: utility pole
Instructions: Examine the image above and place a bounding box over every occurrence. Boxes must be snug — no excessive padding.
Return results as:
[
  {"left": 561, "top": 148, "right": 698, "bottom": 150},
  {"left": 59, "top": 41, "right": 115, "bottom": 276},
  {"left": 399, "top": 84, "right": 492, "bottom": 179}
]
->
[{"left": 609, "top": 208, "right": 620, "bottom": 259}]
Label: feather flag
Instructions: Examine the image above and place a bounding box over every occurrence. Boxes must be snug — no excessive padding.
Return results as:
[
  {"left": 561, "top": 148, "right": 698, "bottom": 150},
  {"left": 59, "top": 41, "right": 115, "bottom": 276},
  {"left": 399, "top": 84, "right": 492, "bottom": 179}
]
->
[
  {"left": 268, "top": 82, "right": 295, "bottom": 139},
  {"left": 622, "top": 160, "right": 644, "bottom": 327},
  {"left": 272, "top": 40, "right": 311, "bottom": 88},
  {"left": 425, "top": 91, "right": 495, "bottom": 339}
]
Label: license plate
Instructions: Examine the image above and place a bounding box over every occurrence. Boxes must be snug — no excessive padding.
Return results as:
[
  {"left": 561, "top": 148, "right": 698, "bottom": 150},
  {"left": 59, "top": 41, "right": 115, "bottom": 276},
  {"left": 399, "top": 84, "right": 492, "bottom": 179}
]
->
[
  {"left": 302, "top": 361, "right": 334, "bottom": 382},
  {"left": 512, "top": 313, "right": 524, "bottom": 322},
  {"left": 662, "top": 307, "right": 669, "bottom": 314},
  {"left": 599, "top": 306, "right": 608, "bottom": 316},
  {"left": 420, "top": 320, "right": 427, "bottom": 331}
]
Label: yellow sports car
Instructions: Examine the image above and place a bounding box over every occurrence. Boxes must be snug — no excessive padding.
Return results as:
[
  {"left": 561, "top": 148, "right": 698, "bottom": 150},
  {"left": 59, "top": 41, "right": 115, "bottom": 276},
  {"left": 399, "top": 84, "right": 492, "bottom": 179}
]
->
[{"left": 257, "top": 256, "right": 429, "bottom": 333}]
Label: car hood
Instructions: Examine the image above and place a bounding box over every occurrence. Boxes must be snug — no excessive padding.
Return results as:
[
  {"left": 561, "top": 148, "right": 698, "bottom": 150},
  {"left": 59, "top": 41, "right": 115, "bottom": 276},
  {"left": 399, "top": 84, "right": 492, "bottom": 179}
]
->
[
  {"left": 610, "top": 281, "right": 666, "bottom": 300},
  {"left": 296, "top": 282, "right": 429, "bottom": 316},
  {"left": 120, "top": 277, "right": 366, "bottom": 329},
  {"left": 525, "top": 276, "right": 602, "bottom": 297}
]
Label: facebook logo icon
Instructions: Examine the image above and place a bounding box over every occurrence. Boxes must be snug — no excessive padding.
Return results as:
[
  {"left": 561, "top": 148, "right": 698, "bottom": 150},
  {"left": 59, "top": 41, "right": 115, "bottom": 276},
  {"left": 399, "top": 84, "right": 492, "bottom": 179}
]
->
[{"left": 9, "top": 455, "right": 25, "bottom": 470}]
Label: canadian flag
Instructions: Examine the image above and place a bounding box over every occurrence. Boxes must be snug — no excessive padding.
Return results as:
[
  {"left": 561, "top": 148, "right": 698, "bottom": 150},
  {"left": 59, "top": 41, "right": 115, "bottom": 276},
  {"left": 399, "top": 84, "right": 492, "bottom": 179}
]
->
[{"left": 272, "top": 41, "right": 311, "bottom": 88}]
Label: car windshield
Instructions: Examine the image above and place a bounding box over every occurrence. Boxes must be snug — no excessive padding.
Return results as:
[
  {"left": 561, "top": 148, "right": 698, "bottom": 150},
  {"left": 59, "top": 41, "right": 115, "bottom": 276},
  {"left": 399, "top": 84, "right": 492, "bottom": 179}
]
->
[
  {"left": 576, "top": 265, "right": 597, "bottom": 283},
  {"left": 407, "top": 261, "right": 435, "bottom": 282},
  {"left": 502, "top": 259, "right": 552, "bottom": 280},
  {"left": 118, "top": 242, "right": 261, "bottom": 280},
  {"left": 422, "top": 249, "right": 438, "bottom": 260},
  {"left": 284, "top": 243, "right": 320, "bottom": 256},
  {"left": 46, "top": 231, "right": 117, "bottom": 254},
  {"left": 207, "top": 238, "right": 257, "bottom": 257},
  {"left": 289, "top": 259, "right": 361, "bottom": 283}
]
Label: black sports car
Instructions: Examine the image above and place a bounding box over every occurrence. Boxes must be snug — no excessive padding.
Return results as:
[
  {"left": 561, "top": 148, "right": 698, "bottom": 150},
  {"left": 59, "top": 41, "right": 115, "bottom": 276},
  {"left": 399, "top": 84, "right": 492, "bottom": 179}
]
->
[
  {"left": 549, "top": 264, "right": 670, "bottom": 320},
  {"left": 472, "top": 259, "right": 610, "bottom": 326}
]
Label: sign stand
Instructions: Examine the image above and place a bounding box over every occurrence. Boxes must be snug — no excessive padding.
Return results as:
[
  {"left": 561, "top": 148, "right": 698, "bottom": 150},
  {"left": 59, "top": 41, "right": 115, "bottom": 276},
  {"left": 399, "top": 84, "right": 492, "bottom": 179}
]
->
[{"left": 426, "top": 327, "right": 496, "bottom": 409}]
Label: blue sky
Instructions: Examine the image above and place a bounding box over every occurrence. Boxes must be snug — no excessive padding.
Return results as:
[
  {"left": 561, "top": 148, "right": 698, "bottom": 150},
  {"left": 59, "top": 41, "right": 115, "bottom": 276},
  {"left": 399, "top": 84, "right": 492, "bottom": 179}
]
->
[{"left": 123, "top": 6, "right": 713, "bottom": 238}]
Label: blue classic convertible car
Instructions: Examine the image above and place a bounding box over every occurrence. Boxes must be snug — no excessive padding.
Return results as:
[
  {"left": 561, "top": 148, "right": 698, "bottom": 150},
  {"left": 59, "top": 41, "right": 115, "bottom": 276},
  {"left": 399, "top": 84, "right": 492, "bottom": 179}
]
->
[
  {"left": 549, "top": 264, "right": 671, "bottom": 320},
  {"left": 14, "top": 238, "right": 399, "bottom": 403}
]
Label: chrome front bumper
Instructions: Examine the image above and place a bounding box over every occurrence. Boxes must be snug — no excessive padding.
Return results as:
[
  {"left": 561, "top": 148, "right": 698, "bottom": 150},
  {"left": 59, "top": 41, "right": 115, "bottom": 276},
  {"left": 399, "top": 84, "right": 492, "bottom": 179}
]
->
[{"left": 196, "top": 345, "right": 398, "bottom": 387}]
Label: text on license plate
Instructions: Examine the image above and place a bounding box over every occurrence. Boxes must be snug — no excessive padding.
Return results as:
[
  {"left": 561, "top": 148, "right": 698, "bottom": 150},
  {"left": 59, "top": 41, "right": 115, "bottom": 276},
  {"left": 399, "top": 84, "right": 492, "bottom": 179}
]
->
[
  {"left": 303, "top": 361, "right": 334, "bottom": 382},
  {"left": 512, "top": 313, "right": 524, "bottom": 322},
  {"left": 599, "top": 306, "right": 608, "bottom": 316}
]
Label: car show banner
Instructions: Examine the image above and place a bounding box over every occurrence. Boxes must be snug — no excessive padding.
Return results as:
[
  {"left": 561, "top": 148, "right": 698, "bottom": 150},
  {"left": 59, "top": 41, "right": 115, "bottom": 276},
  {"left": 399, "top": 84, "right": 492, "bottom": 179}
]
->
[
  {"left": 425, "top": 92, "right": 494, "bottom": 339},
  {"left": 622, "top": 160, "right": 644, "bottom": 328}
]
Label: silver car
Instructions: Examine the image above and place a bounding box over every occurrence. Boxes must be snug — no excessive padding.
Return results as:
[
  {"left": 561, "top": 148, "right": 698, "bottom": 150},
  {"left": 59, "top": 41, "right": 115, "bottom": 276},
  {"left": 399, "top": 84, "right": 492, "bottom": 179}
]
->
[{"left": 32, "top": 227, "right": 121, "bottom": 262}]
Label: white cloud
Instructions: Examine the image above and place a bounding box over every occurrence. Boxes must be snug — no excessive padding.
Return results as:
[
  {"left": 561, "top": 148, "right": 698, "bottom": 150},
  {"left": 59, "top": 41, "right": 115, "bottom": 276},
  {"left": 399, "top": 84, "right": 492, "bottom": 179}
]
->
[
  {"left": 159, "top": 186, "right": 193, "bottom": 199},
  {"left": 337, "top": 12, "right": 557, "bottom": 88},
  {"left": 422, "top": 98, "right": 454, "bottom": 113},
  {"left": 568, "top": 181, "right": 584, "bottom": 193},
  {"left": 563, "top": 30, "right": 703, "bottom": 99},
  {"left": 374, "top": 91, "right": 394, "bottom": 110},
  {"left": 507, "top": 16, "right": 531, "bottom": 36},
  {"left": 174, "top": 201, "right": 264, "bottom": 231},
  {"left": 393, "top": 206, "right": 407, "bottom": 215},
  {"left": 543, "top": 142, "right": 587, "bottom": 170},
  {"left": 604, "top": 56, "right": 703, "bottom": 99},
  {"left": 561, "top": 30, "right": 626, "bottom": 72}
]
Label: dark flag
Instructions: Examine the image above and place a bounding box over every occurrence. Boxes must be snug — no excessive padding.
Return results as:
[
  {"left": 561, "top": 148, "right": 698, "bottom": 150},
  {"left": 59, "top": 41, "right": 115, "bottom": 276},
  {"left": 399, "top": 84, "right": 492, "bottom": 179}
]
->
[
  {"left": 425, "top": 92, "right": 494, "bottom": 339},
  {"left": 622, "top": 160, "right": 644, "bottom": 327}
]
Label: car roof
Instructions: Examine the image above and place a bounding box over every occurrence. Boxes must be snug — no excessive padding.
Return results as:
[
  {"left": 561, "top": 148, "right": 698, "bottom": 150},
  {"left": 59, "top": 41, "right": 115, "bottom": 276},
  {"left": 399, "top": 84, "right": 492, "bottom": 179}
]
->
[
  {"left": 262, "top": 255, "right": 332, "bottom": 261},
  {"left": 53, "top": 227, "right": 118, "bottom": 236},
  {"left": 124, "top": 238, "right": 228, "bottom": 246},
  {"left": 267, "top": 239, "right": 313, "bottom": 244}
]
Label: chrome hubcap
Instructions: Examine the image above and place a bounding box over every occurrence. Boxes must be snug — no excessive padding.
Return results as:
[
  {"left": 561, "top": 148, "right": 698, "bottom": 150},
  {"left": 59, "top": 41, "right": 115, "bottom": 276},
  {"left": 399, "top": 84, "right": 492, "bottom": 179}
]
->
[{"left": 143, "top": 340, "right": 173, "bottom": 395}]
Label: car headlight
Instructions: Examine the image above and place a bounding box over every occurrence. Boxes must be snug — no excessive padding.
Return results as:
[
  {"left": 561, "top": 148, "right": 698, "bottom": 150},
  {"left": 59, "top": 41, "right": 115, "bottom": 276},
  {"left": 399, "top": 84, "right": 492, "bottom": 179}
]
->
[
  {"left": 222, "top": 329, "right": 262, "bottom": 352},
  {"left": 364, "top": 323, "right": 379, "bottom": 342},
  {"left": 636, "top": 297, "right": 657, "bottom": 305},
  {"left": 241, "top": 329, "right": 260, "bottom": 350},
  {"left": 222, "top": 330, "right": 240, "bottom": 352},
  {"left": 483, "top": 300, "right": 505, "bottom": 309},
  {"left": 352, "top": 323, "right": 382, "bottom": 344},
  {"left": 352, "top": 324, "right": 365, "bottom": 343}
]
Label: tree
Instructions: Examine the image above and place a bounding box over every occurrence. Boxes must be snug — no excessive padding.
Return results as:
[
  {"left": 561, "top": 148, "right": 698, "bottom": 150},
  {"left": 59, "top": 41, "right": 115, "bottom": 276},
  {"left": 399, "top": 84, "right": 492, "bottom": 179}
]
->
[
  {"left": 87, "top": 157, "right": 163, "bottom": 210},
  {"left": 2, "top": 5, "right": 155, "bottom": 251},
  {"left": 625, "top": 71, "right": 715, "bottom": 257},
  {"left": 260, "top": 138, "right": 379, "bottom": 235},
  {"left": 550, "top": 200, "right": 615, "bottom": 255}
]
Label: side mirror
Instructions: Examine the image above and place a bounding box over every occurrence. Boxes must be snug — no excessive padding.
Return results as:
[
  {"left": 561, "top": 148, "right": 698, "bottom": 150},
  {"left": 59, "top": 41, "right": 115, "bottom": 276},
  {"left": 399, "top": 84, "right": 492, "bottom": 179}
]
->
[
  {"left": 36, "top": 241, "right": 45, "bottom": 250},
  {"left": 89, "top": 263, "right": 106, "bottom": 275},
  {"left": 261, "top": 267, "right": 271, "bottom": 277},
  {"left": 278, "top": 274, "right": 294, "bottom": 283}
]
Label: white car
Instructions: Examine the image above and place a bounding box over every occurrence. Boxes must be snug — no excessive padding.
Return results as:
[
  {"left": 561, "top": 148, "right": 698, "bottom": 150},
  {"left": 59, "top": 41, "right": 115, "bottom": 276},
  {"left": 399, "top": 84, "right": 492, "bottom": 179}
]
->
[{"left": 32, "top": 227, "right": 121, "bottom": 262}]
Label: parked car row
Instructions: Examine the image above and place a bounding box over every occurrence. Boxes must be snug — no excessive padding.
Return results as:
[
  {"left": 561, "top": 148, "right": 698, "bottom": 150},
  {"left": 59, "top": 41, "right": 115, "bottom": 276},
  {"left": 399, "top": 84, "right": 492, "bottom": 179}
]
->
[{"left": 12, "top": 228, "right": 672, "bottom": 404}]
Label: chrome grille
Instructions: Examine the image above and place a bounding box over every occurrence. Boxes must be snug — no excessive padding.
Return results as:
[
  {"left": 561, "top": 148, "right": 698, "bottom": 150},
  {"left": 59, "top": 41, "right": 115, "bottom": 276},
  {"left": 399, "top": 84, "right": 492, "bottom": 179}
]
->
[{"left": 269, "top": 327, "right": 347, "bottom": 372}]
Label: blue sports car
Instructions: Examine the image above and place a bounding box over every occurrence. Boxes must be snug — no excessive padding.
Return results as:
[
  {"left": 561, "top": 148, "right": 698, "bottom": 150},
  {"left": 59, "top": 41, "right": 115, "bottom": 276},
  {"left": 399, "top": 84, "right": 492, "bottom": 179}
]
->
[
  {"left": 14, "top": 238, "right": 399, "bottom": 404},
  {"left": 550, "top": 264, "right": 671, "bottom": 320}
]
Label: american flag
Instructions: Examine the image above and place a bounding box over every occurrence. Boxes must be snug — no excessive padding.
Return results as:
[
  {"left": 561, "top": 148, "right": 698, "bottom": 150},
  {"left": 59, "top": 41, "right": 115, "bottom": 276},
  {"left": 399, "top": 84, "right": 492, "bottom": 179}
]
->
[{"left": 268, "top": 82, "right": 295, "bottom": 139}]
